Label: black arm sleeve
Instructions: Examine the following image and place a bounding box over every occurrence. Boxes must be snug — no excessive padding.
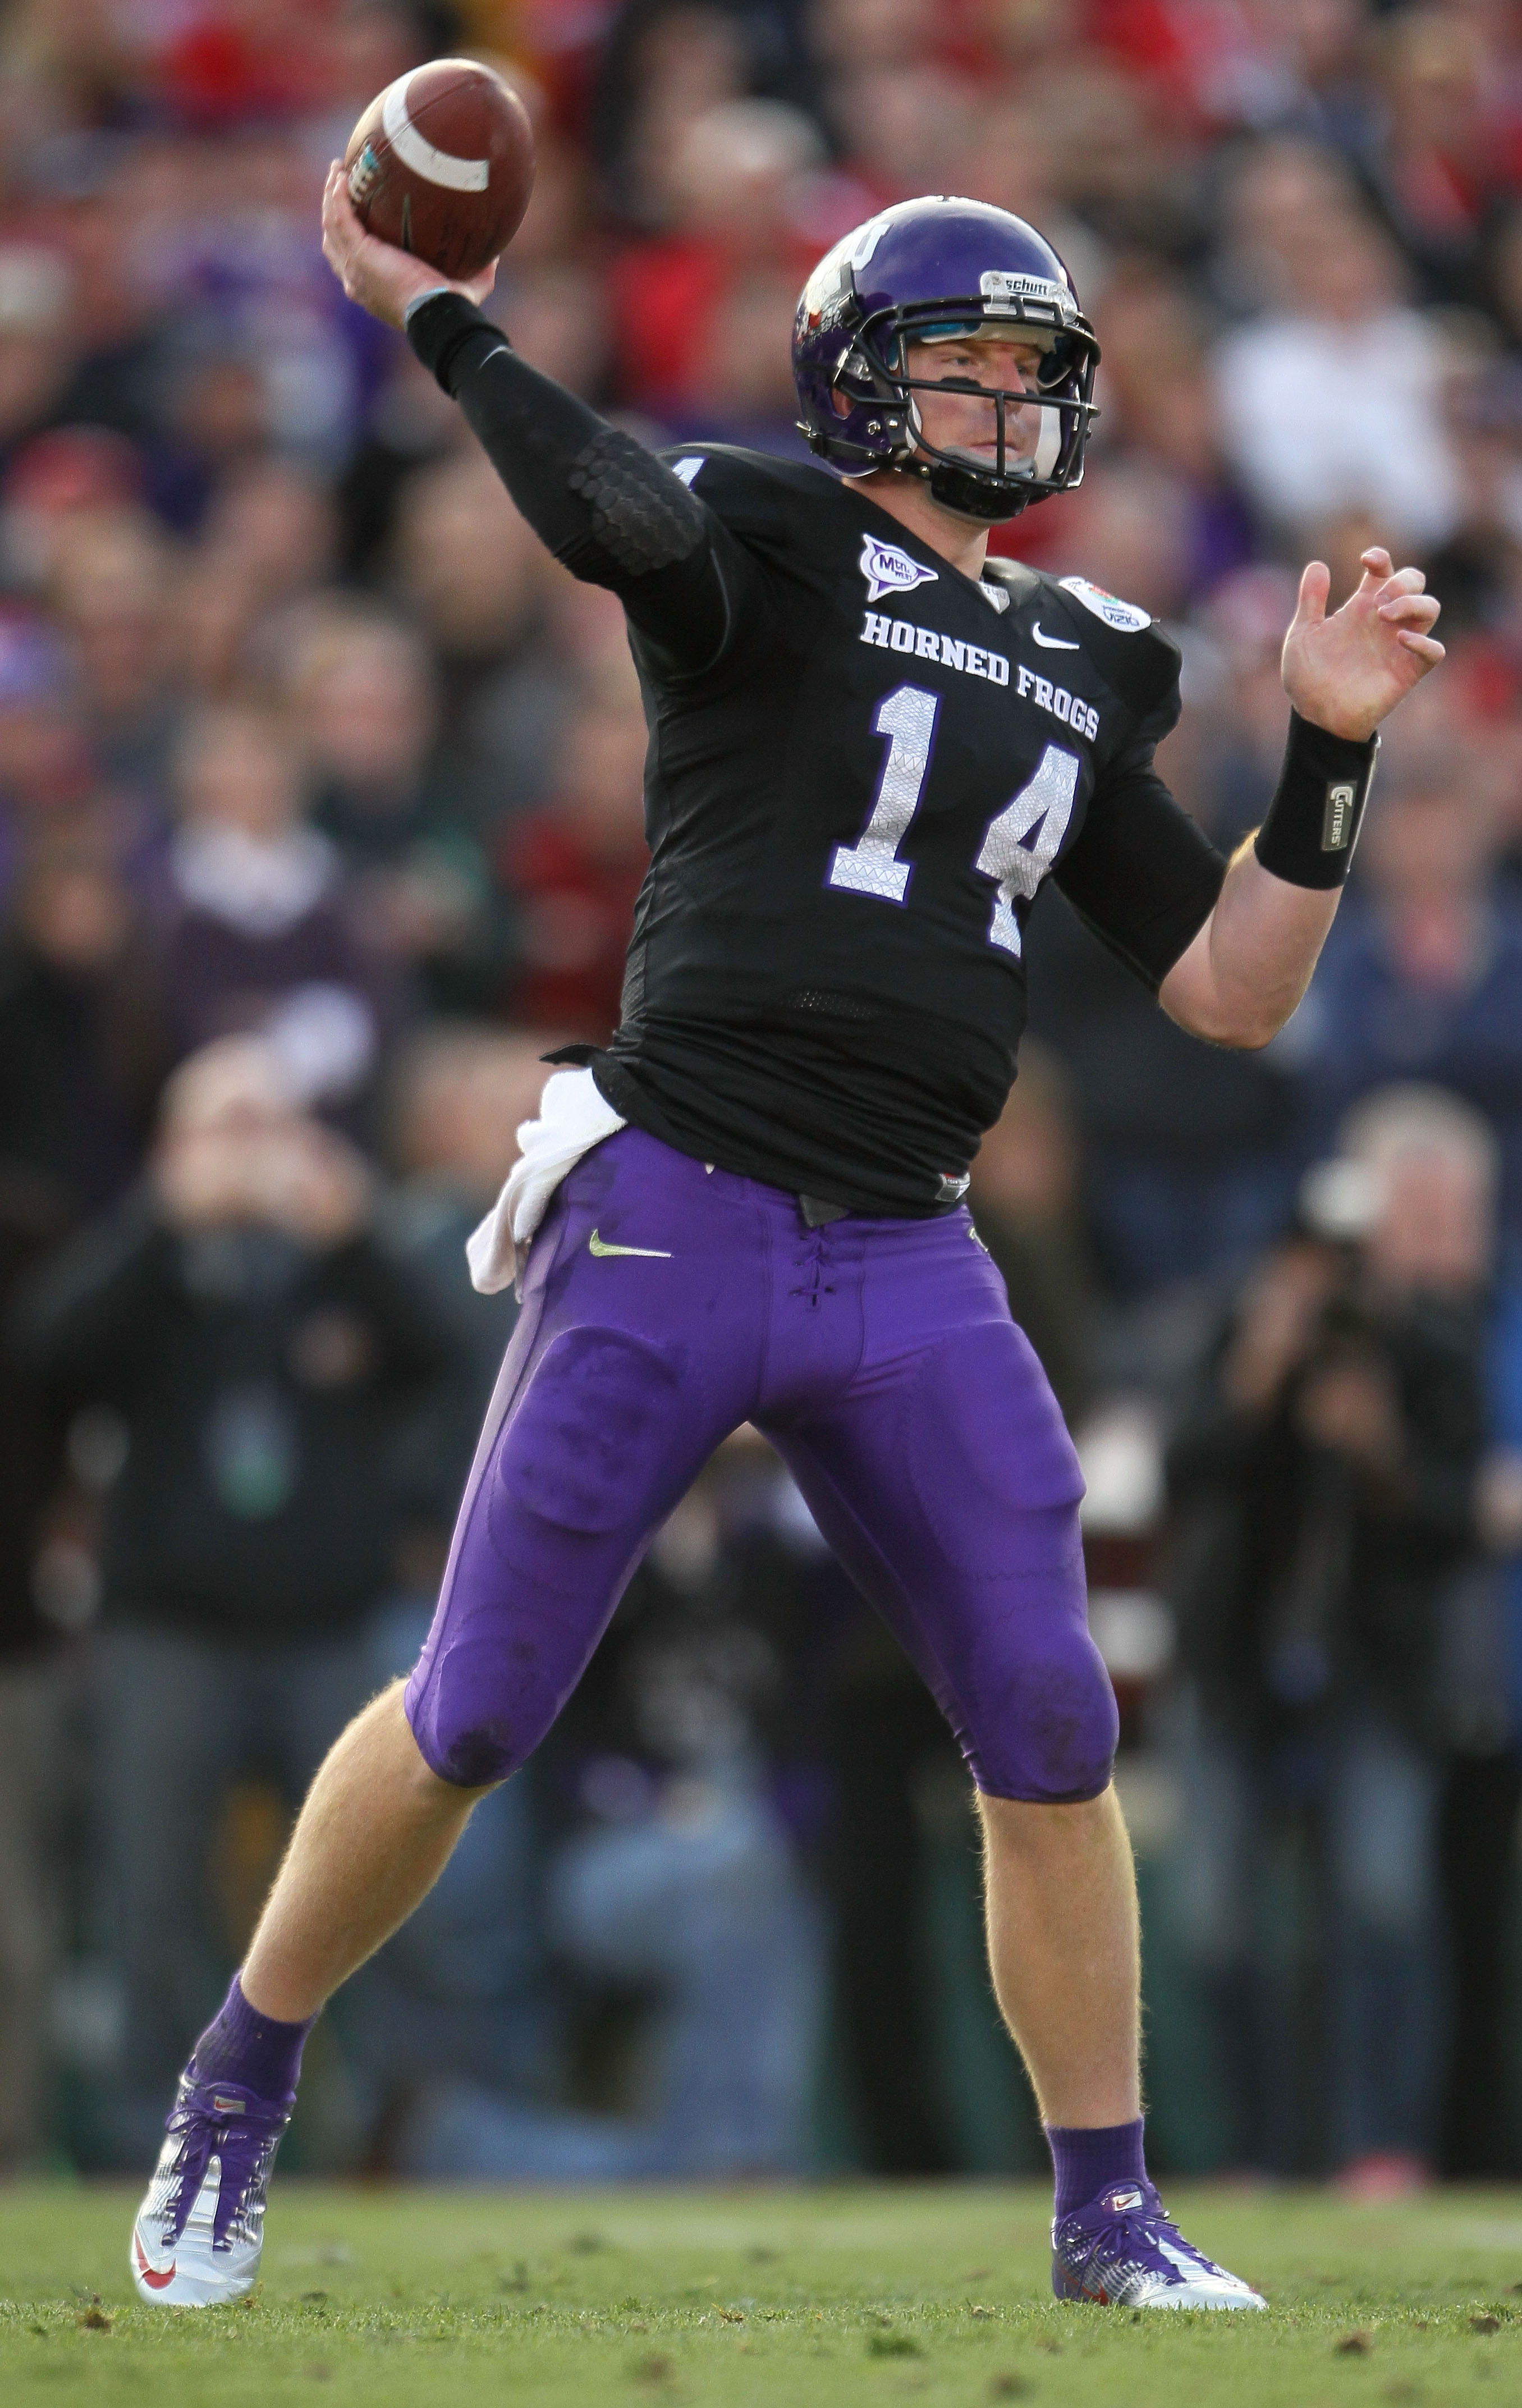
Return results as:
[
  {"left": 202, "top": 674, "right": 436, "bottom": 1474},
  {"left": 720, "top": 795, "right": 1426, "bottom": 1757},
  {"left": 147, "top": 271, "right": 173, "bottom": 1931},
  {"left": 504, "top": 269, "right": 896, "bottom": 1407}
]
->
[
  {"left": 406, "top": 292, "right": 762, "bottom": 677},
  {"left": 1054, "top": 741, "right": 1228, "bottom": 992}
]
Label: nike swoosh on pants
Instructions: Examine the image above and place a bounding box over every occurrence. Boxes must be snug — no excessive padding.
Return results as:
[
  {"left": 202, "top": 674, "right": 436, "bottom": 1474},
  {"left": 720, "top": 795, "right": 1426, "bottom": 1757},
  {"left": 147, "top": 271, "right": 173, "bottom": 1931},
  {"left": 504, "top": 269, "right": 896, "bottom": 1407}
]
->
[{"left": 588, "top": 1229, "right": 672, "bottom": 1258}]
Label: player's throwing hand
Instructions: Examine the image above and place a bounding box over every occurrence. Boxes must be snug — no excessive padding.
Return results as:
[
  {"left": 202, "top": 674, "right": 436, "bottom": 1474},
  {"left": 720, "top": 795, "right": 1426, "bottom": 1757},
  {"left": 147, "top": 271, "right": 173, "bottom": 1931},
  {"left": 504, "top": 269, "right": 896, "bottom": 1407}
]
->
[
  {"left": 1281, "top": 546, "right": 1444, "bottom": 744},
  {"left": 319, "top": 162, "right": 498, "bottom": 332}
]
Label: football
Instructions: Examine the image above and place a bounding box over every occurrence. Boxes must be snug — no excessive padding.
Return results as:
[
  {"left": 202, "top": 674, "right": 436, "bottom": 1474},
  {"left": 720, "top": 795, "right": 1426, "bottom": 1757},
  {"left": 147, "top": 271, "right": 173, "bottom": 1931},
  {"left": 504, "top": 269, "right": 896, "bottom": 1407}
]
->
[{"left": 345, "top": 59, "right": 535, "bottom": 281}]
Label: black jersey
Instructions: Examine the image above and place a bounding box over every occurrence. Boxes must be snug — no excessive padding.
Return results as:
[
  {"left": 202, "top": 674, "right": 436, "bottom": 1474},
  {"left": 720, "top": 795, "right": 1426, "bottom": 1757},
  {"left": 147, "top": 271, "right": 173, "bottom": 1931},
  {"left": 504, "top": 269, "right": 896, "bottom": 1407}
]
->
[{"left": 409, "top": 298, "right": 1228, "bottom": 1217}]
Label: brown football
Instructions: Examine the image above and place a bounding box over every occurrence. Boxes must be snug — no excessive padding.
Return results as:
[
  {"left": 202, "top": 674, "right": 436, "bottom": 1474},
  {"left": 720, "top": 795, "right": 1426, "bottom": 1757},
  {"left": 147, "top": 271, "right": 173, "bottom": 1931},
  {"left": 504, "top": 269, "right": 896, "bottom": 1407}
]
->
[{"left": 345, "top": 59, "right": 535, "bottom": 281}]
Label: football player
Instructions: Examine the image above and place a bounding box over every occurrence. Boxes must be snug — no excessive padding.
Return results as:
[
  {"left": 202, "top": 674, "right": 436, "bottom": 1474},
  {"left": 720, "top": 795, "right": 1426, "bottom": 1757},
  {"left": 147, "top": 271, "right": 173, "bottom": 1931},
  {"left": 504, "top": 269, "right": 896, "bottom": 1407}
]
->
[{"left": 129, "top": 180, "right": 1441, "bottom": 2309}]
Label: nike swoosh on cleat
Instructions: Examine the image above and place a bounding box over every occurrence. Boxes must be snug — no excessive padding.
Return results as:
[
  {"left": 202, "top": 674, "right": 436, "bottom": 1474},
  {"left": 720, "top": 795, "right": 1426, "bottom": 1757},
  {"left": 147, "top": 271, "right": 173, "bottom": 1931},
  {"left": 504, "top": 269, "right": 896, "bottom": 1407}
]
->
[
  {"left": 134, "top": 2229, "right": 176, "bottom": 2290},
  {"left": 1031, "top": 622, "right": 1081, "bottom": 650},
  {"left": 588, "top": 1229, "right": 672, "bottom": 1258}
]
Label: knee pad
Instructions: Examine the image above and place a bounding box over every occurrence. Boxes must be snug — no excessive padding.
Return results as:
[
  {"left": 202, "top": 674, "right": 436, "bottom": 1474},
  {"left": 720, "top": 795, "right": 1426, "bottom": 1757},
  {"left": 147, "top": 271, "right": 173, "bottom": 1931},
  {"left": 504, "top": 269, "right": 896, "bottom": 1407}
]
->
[
  {"left": 407, "top": 1325, "right": 690, "bottom": 1787},
  {"left": 968, "top": 1607, "right": 1119, "bottom": 1803}
]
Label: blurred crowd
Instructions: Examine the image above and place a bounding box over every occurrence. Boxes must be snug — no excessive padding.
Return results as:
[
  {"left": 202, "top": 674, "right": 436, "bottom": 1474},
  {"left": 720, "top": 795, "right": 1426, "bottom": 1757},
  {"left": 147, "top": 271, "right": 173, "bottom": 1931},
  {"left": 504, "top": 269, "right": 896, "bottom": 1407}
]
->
[{"left": 4, "top": 0, "right": 1522, "bottom": 2188}]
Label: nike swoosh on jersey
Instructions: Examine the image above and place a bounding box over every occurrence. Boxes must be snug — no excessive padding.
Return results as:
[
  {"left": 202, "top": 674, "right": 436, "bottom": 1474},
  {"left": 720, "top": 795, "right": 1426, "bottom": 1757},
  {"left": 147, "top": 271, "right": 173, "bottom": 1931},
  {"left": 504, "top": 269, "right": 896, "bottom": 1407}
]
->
[
  {"left": 1031, "top": 622, "right": 1081, "bottom": 650},
  {"left": 588, "top": 1229, "right": 672, "bottom": 1258}
]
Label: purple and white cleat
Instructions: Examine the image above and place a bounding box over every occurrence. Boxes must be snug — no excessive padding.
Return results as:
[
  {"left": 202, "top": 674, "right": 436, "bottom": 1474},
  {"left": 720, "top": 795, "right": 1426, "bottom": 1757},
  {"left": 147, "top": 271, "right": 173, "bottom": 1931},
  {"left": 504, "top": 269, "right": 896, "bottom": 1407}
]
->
[
  {"left": 1052, "top": 2180, "right": 1266, "bottom": 2310},
  {"left": 130, "top": 2071, "right": 290, "bottom": 2305}
]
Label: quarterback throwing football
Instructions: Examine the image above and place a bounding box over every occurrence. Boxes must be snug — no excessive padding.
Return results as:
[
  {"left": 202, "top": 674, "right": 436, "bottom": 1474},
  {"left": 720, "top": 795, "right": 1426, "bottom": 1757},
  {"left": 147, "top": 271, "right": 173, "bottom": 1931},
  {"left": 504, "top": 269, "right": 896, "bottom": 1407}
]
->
[{"left": 129, "top": 172, "right": 1442, "bottom": 2310}]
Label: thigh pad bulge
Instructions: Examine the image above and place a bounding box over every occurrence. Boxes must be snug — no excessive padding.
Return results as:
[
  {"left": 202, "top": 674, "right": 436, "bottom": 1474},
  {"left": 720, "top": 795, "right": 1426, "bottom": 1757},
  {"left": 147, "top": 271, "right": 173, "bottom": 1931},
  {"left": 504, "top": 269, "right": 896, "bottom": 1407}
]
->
[{"left": 487, "top": 1324, "right": 689, "bottom": 1547}]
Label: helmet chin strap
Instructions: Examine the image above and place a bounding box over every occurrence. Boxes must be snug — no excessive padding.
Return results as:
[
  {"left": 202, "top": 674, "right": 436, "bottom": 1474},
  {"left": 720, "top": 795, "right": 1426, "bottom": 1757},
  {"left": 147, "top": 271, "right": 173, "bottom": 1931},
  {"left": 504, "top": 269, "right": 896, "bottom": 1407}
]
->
[
  {"left": 896, "top": 387, "right": 1041, "bottom": 523},
  {"left": 921, "top": 457, "right": 1026, "bottom": 523}
]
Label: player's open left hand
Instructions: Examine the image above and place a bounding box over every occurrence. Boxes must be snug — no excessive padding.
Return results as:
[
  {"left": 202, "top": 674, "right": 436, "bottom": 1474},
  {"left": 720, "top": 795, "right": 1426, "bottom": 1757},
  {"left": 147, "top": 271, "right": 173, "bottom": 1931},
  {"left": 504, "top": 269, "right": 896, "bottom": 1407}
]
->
[
  {"left": 320, "top": 162, "right": 498, "bottom": 332},
  {"left": 1281, "top": 547, "right": 1443, "bottom": 744}
]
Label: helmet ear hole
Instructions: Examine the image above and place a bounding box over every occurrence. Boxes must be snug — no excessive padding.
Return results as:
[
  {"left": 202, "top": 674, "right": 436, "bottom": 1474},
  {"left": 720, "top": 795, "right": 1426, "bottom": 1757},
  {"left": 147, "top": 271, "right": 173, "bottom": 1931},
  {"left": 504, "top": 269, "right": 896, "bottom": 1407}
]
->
[{"left": 839, "top": 342, "right": 892, "bottom": 402}]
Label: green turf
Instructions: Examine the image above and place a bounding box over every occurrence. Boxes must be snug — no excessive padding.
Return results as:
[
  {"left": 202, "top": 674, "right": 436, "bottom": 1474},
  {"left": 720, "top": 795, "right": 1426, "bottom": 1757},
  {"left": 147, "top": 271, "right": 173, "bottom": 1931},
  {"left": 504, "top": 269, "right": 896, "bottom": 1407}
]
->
[{"left": 3, "top": 2182, "right": 1521, "bottom": 2406}]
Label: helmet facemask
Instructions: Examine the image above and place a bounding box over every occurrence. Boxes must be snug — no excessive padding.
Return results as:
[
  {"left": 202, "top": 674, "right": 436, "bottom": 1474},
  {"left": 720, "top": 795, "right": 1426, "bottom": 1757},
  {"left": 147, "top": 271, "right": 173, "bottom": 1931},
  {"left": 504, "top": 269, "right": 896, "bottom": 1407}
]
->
[{"left": 836, "top": 308, "right": 1098, "bottom": 523}]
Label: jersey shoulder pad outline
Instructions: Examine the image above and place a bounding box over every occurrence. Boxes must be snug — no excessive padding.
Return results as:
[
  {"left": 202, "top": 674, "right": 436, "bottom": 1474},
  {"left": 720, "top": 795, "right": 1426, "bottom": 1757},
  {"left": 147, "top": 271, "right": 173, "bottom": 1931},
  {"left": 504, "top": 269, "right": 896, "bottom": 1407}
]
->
[{"left": 1030, "top": 567, "right": 1181, "bottom": 729}]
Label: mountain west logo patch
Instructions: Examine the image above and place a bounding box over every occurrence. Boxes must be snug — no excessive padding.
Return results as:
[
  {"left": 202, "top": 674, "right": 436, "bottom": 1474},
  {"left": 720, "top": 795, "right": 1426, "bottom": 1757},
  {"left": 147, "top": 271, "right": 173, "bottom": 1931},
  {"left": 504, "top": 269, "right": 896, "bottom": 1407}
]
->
[
  {"left": 1059, "top": 575, "right": 1152, "bottom": 633},
  {"left": 860, "top": 533, "right": 939, "bottom": 605}
]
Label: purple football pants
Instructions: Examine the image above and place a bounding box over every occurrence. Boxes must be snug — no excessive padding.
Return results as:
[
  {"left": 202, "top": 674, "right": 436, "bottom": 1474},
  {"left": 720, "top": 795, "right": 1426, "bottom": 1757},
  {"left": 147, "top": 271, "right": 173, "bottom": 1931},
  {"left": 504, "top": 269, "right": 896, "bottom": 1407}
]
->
[{"left": 405, "top": 1128, "right": 1116, "bottom": 1802}]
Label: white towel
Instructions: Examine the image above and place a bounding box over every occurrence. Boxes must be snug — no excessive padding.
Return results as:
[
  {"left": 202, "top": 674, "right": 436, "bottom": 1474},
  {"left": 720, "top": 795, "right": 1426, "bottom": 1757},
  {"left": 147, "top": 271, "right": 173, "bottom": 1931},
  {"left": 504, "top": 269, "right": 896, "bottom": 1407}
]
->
[{"left": 466, "top": 1066, "right": 626, "bottom": 1299}]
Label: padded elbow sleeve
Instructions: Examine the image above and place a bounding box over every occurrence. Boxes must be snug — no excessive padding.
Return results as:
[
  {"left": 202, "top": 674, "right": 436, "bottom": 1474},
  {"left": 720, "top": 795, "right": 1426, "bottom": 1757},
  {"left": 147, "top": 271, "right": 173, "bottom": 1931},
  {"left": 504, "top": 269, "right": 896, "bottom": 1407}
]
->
[{"left": 565, "top": 428, "right": 705, "bottom": 576}]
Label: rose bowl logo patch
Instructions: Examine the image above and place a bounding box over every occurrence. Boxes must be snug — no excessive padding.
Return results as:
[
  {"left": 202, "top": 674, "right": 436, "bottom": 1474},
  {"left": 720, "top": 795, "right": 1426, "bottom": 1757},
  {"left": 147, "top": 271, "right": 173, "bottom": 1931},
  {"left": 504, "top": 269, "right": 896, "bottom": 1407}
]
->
[
  {"left": 1058, "top": 575, "right": 1151, "bottom": 633},
  {"left": 860, "top": 532, "right": 939, "bottom": 605}
]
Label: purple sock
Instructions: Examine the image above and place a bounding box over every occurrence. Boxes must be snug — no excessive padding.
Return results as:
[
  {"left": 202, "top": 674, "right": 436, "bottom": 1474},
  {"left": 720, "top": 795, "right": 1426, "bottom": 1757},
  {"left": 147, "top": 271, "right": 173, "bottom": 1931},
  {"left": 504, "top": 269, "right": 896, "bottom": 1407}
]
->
[
  {"left": 189, "top": 1975, "right": 313, "bottom": 2105},
  {"left": 1046, "top": 2119, "right": 1148, "bottom": 2220}
]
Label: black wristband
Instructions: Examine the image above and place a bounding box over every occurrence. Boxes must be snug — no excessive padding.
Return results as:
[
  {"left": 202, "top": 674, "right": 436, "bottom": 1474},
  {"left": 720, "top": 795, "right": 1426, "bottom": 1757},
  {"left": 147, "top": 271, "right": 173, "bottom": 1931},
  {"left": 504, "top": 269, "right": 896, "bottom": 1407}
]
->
[
  {"left": 405, "top": 291, "right": 503, "bottom": 396},
  {"left": 1253, "top": 711, "right": 1379, "bottom": 890}
]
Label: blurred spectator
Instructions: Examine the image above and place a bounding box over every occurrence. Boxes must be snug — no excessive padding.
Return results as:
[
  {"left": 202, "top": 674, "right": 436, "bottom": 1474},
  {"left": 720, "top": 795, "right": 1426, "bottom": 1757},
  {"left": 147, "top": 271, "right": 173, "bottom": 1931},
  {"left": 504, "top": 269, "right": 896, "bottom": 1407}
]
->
[
  {"left": 1293, "top": 708, "right": 1522, "bottom": 1246},
  {"left": 0, "top": 828, "right": 153, "bottom": 2166},
  {"left": 1243, "top": 0, "right": 1380, "bottom": 158},
  {"left": 0, "top": 246, "right": 76, "bottom": 479},
  {"left": 1023, "top": 44, "right": 1202, "bottom": 258},
  {"left": 500, "top": 663, "right": 651, "bottom": 1040},
  {"left": 388, "top": 448, "right": 552, "bottom": 793},
  {"left": 290, "top": 602, "right": 511, "bottom": 1015},
  {"left": 499, "top": 260, "right": 614, "bottom": 399},
  {"left": 0, "top": 834, "right": 155, "bottom": 1220},
  {"left": 1422, "top": 349, "right": 1522, "bottom": 637},
  {"left": 178, "top": 455, "right": 340, "bottom": 693},
  {"left": 1216, "top": 186, "right": 1462, "bottom": 548},
  {"left": 591, "top": 0, "right": 799, "bottom": 227},
  {"left": 1207, "top": 133, "right": 1367, "bottom": 316},
  {"left": 11, "top": 1036, "right": 448, "bottom": 2162},
  {"left": 826, "top": 54, "right": 976, "bottom": 218},
  {"left": 1348, "top": 1086, "right": 1522, "bottom": 2176},
  {"left": 147, "top": 694, "right": 395, "bottom": 1119},
  {"left": 1060, "top": 263, "right": 1255, "bottom": 602},
  {"left": 48, "top": 507, "right": 182, "bottom": 803},
  {"left": 0, "top": 616, "right": 112, "bottom": 904},
  {"left": 1361, "top": 4, "right": 1498, "bottom": 308},
  {"left": 471, "top": 568, "right": 642, "bottom": 823},
  {"left": 609, "top": 99, "right": 826, "bottom": 438},
  {"left": 1162, "top": 1119, "right": 1487, "bottom": 2183},
  {"left": 2, "top": 425, "right": 146, "bottom": 599}
]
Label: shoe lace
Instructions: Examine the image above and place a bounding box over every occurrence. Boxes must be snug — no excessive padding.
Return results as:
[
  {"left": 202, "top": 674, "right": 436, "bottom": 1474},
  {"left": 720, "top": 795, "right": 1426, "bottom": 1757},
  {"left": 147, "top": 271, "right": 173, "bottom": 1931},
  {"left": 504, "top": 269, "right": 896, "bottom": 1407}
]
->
[
  {"left": 1069, "top": 2191, "right": 1190, "bottom": 2293},
  {"left": 157, "top": 2087, "right": 286, "bottom": 2251}
]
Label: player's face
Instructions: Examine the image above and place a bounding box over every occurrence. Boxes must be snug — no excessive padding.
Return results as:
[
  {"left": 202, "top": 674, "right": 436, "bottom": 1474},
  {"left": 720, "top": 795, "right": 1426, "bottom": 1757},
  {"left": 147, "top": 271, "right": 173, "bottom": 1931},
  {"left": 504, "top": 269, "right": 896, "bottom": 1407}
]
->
[{"left": 902, "top": 334, "right": 1051, "bottom": 477}]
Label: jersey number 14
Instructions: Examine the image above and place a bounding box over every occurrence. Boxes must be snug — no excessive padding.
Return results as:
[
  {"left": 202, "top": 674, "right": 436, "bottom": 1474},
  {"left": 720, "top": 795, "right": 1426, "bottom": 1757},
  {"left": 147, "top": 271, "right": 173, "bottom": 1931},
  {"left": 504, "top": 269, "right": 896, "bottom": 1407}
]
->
[{"left": 827, "top": 681, "right": 1079, "bottom": 959}]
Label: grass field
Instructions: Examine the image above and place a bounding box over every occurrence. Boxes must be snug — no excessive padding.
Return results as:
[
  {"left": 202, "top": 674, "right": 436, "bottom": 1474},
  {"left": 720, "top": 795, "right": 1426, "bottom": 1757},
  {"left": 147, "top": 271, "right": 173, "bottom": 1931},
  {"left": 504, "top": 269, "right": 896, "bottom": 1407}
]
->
[{"left": 3, "top": 2181, "right": 1522, "bottom": 2406}]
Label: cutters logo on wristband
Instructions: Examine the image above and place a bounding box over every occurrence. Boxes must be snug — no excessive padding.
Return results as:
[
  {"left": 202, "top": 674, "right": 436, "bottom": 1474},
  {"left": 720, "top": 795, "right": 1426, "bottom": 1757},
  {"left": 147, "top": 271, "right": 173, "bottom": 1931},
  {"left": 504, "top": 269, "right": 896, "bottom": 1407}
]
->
[
  {"left": 1323, "top": 782, "right": 1358, "bottom": 851},
  {"left": 1255, "top": 713, "right": 1379, "bottom": 890}
]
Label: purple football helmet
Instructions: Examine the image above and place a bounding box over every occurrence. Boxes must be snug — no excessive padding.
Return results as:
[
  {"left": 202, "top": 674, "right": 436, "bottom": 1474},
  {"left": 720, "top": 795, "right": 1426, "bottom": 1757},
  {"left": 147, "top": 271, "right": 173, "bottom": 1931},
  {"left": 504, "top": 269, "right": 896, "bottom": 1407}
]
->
[{"left": 792, "top": 196, "right": 1100, "bottom": 523}]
